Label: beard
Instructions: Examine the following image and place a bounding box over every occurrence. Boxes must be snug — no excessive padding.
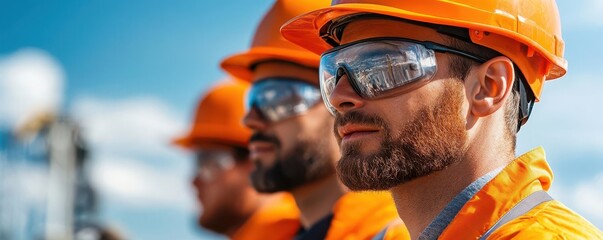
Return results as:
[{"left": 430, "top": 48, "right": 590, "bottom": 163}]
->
[
  {"left": 199, "top": 203, "right": 247, "bottom": 235},
  {"left": 335, "top": 80, "right": 467, "bottom": 191},
  {"left": 198, "top": 183, "right": 250, "bottom": 235},
  {"left": 249, "top": 131, "right": 335, "bottom": 193}
]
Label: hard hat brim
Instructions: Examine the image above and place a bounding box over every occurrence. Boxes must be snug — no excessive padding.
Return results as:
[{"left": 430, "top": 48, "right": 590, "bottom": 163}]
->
[
  {"left": 171, "top": 134, "right": 196, "bottom": 149},
  {"left": 221, "top": 47, "right": 320, "bottom": 82},
  {"left": 171, "top": 125, "right": 249, "bottom": 150}
]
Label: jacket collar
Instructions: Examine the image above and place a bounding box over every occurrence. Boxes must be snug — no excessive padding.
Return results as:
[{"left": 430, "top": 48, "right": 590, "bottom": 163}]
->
[{"left": 439, "top": 147, "right": 552, "bottom": 238}]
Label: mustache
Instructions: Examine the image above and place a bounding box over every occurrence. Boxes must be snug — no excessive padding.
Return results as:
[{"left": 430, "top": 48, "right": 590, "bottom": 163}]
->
[
  {"left": 333, "top": 111, "right": 387, "bottom": 137},
  {"left": 249, "top": 132, "right": 281, "bottom": 146}
]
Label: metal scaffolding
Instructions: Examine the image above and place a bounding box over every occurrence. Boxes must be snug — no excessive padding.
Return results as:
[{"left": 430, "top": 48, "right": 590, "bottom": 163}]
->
[{"left": 0, "top": 116, "right": 98, "bottom": 240}]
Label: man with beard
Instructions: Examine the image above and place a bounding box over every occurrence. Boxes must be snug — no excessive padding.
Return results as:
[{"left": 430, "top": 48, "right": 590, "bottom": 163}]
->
[
  {"left": 221, "top": 0, "right": 404, "bottom": 239},
  {"left": 281, "top": 0, "right": 603, "bottom": 239},
  {"left": 173, "top": 79, "right": 300, "bottom": 239}
]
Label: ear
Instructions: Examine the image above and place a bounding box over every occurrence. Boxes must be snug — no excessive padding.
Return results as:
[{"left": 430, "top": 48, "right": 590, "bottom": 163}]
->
[{"left": 467, "top": 56, "right": 515, "bottom": 117}]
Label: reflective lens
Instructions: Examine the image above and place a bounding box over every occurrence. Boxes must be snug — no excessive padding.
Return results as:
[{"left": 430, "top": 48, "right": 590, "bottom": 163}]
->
[
  {"left": 320, "top": 37, "right": 486, "bottom": 115},
  {"left": 247, "top": 78, "right": 322, "bottom": 122},
  {"left": 195, "top": 149, "right": 236, "bottom": 181}
]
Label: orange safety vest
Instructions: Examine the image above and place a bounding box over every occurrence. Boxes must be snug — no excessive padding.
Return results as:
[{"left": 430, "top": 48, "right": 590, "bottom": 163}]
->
[
  {"left": 232, "top": 193, "right": 301, "bottom": 240},
  {"left": 326, "top": 191, "right": 409, "bottom": 240},
  {"left": 381, "top": 147, "right": 603, "bottom": 239}
]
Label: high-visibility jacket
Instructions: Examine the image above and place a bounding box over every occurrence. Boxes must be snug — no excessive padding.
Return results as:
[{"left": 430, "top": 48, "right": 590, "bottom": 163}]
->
[
  {"left": 381, "top": 147, "right": 603, "bottom": 239},
  {"left": 232, "top": 193, "right": 301, "bottom": 240},
  {"left": 326, "top": 191, "right": 408, "bottom": 240}
]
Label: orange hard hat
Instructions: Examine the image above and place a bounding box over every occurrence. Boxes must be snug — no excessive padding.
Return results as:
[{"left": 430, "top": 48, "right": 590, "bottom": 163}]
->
[
  {"left": 221, "top": 0, "right": 331, "bottom": 82},
  {"left": 281, "top": 0, "right": 567, "bottom": 100},
  {"left": 173, "top": 79, "right": 251, "bottom": 149}
]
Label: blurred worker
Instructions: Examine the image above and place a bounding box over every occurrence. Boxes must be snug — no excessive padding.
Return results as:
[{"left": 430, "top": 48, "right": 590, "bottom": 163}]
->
[
  {"left": 173, "top": 79, "right": 300, "bottom": 240},
  {"left": 281, "top": 0, "right": 603, "bottom": 239},
  {"left": 221, "top": 0, "right": 404, "bottom": 239}
]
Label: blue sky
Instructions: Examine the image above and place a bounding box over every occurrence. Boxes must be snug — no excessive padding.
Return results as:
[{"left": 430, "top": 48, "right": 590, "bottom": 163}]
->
[{"left": 1, "top": 0, "right": 602, "bottom": 239}]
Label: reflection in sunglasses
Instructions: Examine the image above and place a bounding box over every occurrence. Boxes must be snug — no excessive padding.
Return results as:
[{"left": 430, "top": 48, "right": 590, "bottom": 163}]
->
[{"left": 195, "top": 150, "right": 236, "bottom": 181}]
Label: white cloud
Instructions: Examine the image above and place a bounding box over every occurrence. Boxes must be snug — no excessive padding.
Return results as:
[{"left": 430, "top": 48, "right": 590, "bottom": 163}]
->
[
  {"left": 90, "top": 156, "right": 194, "bottom": 210},
  {"left": 547, "top": 184, "right": 567, "bottom": 203},
  {"left": 71, "top": 96, "right": 195, "bottom": 211},
  {"left": 560, "top": 0, "right": 603, "bottom": 28},
  {"left": 572, "top": 173, "right": 603, "bottom": 226},
  {"left": 517, "top": 72, "right": 603, "bottom": 153},
  {"left": 72, "top": 96, "right": 187, "bottom": 160},
  {"left": 0, "top": 48, "right": 64, "bottom": 129}
]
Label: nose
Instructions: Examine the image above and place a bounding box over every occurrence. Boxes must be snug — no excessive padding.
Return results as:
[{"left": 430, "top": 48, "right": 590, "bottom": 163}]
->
[
  {"left": 192, "top": 174, "right": 203, "bottom": 190},
  {"left": 328, "top": 70, "right": 365, "bottom": 113},
  {"left": 242, "top": 107, "right": 268, "bottom": 130}
]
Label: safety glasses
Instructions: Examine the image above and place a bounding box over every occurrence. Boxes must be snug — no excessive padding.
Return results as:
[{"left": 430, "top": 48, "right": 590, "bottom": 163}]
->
[
  {"left": 195, "top": 149, "right": 236, "bottom": 181},
  {"left": 319, "top": 37, "right": 486, "bottom": 115},
  {"left": 246, "top": 78, "right": 322, "bottom": 122}
]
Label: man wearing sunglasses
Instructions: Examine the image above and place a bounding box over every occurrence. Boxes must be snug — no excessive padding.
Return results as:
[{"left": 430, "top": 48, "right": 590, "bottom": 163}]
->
[
  {"left": 173, "top": 80, "right": 300, "bottom": 239},
  {"left": 221, "top": 0, "right": 403, "bottom": 239},
  {"left": 281, "top": 0, "right": 603, "bottom": 239}
]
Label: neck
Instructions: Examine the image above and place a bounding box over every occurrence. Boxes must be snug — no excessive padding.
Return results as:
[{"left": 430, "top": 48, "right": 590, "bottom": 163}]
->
[
  {"left": 291, "top": 174, "right": 346, "bottom": 229},
  {"left": 223, "top": 219, "right": 248, "bottom": 238},
  {"left": 391, "top": 125, "right": 514, "bottom": 239}
]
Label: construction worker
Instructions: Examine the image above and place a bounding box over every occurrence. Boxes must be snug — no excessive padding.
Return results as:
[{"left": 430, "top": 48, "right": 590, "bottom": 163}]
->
[
  {"left": 221, "top": 0, "right": 404, "bottom": 239},
  {"left": 172, "top": 79, "right": 300, "bottom": 240},
  {"left": 280, "top": 0, "right": 603, "bottom": 239}
]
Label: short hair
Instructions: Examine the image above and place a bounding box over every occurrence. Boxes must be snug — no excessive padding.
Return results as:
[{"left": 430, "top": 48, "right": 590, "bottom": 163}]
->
[{"left": 445, "top": 36, "right": 520, "bottom": 150}]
